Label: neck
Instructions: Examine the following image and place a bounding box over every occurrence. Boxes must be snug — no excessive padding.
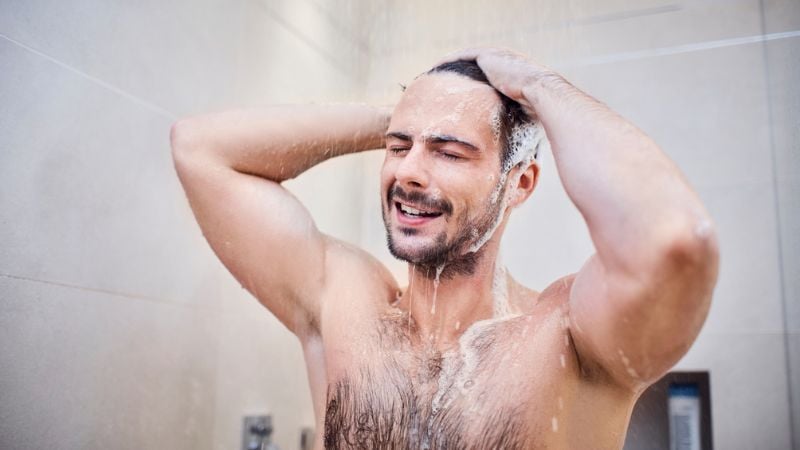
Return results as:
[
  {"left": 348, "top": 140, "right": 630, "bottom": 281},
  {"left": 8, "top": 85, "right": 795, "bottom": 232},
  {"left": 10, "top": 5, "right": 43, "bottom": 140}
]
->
[{"left": 401, "top": 237, "right": 513, "bottom": 349}]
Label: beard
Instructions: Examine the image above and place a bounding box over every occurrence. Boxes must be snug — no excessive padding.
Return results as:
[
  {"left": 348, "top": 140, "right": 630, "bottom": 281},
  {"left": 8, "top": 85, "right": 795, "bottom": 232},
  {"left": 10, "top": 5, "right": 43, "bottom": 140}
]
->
[{"left": 383, "top": 182, "right": 507, "bottom": 279}]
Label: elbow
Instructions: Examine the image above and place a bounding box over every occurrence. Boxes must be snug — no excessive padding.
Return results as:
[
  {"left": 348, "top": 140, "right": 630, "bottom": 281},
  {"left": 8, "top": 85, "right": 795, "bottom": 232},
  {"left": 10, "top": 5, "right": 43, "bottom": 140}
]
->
[
  {"left": 659, "top": 216, "right": 720, "bottom": 290},
  {"left": 671, "top": 217, "right": 719, "bottom": 265},
  {"left": 170, "top": 118, "right": 215, "bottom": 171}
]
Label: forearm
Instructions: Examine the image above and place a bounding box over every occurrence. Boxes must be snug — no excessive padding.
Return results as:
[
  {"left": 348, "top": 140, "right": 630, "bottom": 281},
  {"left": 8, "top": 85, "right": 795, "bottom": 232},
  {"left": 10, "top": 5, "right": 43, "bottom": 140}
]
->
[
  {"left": 522, "top": 74, "right": 715, "bottom": 273},
  {"left": 170, "top": 103, "right": 391, "bottom": 182}
]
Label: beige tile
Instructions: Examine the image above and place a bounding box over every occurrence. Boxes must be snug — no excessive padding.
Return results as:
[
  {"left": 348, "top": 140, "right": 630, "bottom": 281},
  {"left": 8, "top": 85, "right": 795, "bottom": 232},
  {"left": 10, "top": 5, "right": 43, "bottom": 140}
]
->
[
  {"left": 763, "top": 36, "right": 800, "bottom": 185},
  {"left": 284, "top": 152, "right": 368, "bottom": 247},
  {"left": 677, "top": 331, "right": 792, "bottom": 450},
  {"left": 787, "top": 332, "right": 800, "bottom": 444},
  {"left": 560, "top": 0, "right": 762, "bottom": 64},
  {"left": 364, "top": 0, "right": 764, "bottom": 66},
  {"left": 231, "top": 0, "right": 363, "bottom": 106},
  {"left": 762, "top": 0, "right": 800, "bottom": 32},
  {"left": 564, "top": 41, "right": 773, "bottom": 190},
  {"left": 259, "top": 0, "right": 367, "bottom": 73},
  {"left": 697, "top": 182, "right": 784, "bottom": 334},
  {"left": 0, "top": 0, "right": 245, "bottom": 116},
  {"left": 502, "top": 146, "right": 594, "bottom": 289},
  {"left": 0, "top": 276, "right": 219, "bottom": 450},
  {"left": 211, "top": 293, "right": 314, "bottom": 450},
  {"left": 763, "top": 36, "right": 800, "bottom": 331},
  {"left": 776, "top": 178, "right": 800, "bottom": 334},
  {"left": 0, "top": 38, "right": 227, "bottom": 309}
]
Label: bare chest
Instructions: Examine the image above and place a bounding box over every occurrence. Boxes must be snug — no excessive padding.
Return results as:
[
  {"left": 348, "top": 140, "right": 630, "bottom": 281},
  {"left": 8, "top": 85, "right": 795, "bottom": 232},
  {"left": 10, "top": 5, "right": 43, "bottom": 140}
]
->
[{"left": 322, "top": 310, "right": 576, "bottom": 449}]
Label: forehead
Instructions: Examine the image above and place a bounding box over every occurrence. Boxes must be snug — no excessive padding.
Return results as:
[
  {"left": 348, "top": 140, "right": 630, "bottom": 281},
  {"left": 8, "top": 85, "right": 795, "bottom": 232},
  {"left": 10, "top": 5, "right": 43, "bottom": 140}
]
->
[{"left": 390, "top": 73, "right": 501, "bottom": 147}]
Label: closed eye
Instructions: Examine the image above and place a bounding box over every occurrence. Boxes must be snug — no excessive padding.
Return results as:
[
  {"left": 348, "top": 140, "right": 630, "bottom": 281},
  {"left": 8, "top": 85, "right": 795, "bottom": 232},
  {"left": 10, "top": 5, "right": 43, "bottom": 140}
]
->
[
  {"left": 388, "top": 147, "right": 410, "bottom": 155},
  {"left": 438, "top": 150, "right": 462, "bottom": 161}
]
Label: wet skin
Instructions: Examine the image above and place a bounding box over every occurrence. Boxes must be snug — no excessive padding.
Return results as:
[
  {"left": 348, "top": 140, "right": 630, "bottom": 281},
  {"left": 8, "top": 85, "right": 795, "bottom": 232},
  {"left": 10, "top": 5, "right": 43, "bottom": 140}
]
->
[
  {"left": 309, "top": 74, "right": 639, "bottom": 449},
  {"left": 172, "top": 55, "right": 717, "bottom": 449},
  {"left": 317, "top": 265, "right": 638, "bottom": 449}
]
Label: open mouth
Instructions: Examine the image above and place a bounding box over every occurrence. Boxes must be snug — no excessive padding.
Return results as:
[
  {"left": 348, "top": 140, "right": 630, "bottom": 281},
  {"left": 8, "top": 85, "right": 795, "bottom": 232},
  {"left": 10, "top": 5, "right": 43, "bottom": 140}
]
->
[
  {"left": 396, "top": 202, "right": 442, "bottom": 218},
  {"left": 388, "top": 185, "right": 451, "bottom": 227},
  {"left": 395, "top": 201, "right": 443, "bottom": 225}
]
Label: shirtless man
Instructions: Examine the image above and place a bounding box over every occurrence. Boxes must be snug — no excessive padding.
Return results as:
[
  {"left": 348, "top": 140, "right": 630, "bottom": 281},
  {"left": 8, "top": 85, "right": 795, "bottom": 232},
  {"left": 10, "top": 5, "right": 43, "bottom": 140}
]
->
[{"left": 170, "top": 48, "right": 719, "bottom": 449}]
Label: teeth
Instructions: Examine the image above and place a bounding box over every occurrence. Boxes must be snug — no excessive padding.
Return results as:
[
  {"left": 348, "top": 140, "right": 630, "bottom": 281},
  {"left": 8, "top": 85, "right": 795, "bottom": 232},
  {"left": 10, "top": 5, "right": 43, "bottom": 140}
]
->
[{"left": 401, "top": 204, "right": 422, "bottom": 215}]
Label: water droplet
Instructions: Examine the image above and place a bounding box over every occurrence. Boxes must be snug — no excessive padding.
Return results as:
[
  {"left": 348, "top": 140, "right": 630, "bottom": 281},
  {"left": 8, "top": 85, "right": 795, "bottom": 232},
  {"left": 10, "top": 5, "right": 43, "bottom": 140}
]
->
[
  {"left": 464, "top": 380, "right": 474, "bottom": 388},
  {"left": 430, "top": 264, "right": 444, "bottom": 315},
  {"left": 551, "top": 416, "right": 559, "bottom": 432},
  {"left": 560, "top": 354, "right": 566, "bottom": 368}
]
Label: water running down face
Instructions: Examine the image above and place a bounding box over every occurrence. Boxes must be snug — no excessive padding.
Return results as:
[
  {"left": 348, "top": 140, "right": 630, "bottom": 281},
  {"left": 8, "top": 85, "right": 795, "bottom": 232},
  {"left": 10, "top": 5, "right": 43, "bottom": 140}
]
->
[{"left": 381, "top": 71, "right": 544, "bottom": 277}]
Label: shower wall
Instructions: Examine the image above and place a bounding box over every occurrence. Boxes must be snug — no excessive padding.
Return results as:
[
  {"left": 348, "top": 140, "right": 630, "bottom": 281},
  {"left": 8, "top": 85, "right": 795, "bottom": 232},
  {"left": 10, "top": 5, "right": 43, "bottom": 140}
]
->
[
  {"left": 356, "top": 0, "right": 799, "bottom": 449},
  {"left": 0, "top": 0, "right": 363, "bottom": 449},
  {"left": 1, "top": 1, "right": 797, "bottom": 450}
]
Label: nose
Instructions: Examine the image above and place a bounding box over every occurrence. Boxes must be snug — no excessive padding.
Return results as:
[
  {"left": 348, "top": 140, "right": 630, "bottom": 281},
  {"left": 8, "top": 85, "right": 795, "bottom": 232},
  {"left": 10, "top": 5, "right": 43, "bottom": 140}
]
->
[{"left": 394, "top": 145, "right": 429, "bottom": 189}]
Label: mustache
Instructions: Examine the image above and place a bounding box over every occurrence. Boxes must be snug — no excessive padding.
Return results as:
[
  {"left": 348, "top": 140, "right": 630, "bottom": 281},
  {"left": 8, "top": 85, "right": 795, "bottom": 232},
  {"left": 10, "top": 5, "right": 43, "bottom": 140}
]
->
[{"left": 389, "top": 185, "right": 453, "bottom": 215}]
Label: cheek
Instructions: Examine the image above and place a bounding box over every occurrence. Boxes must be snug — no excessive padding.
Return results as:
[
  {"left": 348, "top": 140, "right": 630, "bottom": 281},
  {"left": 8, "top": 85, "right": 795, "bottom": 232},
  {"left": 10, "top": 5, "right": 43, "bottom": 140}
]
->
[{"left": 379, "top": 161, "right": 395, "bottom": 190}]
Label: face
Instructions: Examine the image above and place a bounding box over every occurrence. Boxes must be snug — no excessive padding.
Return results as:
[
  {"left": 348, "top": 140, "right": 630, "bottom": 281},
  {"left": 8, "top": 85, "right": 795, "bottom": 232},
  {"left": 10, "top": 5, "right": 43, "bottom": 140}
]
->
[{"left": 381, "top": 73, "right": 509, "bottom": 270}]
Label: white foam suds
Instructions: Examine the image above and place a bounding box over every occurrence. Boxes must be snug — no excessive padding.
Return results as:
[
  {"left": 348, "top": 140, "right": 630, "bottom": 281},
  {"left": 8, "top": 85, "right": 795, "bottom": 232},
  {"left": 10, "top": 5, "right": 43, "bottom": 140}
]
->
[
  {"left": 443, "top": 83, "right": 484, "bottom": 95},
  {"left": 430, "top": 265, "right": 445, "bottom": 315},
  {"left": 491, "top": 257, "right": 512, "bottom": 318},
  {"left": 694, "top": 219, "right": 713, "bottom": 238},
  {"left": 489, "top": 171, "right": 508, "bottom": 205},
  {"left": 407, "top": 265, "right": 415, "bottom": 332},
  {"left": 467, "top": 187, "right": 510, "bottom": 253},
  {"left": 617, "top": 348, "right": 641, "bottom": 379},
  {"left": 503, "top": 121, "right": 548, "bottom": 172},
  {"left": 437, "top": 99, "right": 469, "bottom": 127},
  {"left": 470, "top": 128, "right": 546, "bottom": 255},
  {"left": 489, "top": 107, "right": 502, "bottom": 144},
  {"left": 432, "top": 314, "right": 519, "bottom": 414},
  {"left": 572, "top": 315, "right": 585, "bottom": 335}
]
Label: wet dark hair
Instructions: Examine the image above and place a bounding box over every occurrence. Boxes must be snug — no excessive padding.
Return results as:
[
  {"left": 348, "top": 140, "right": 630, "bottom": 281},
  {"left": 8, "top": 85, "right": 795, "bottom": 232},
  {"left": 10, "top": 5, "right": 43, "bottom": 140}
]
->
[{"left": 426, "top": 60, "right": 533, "bottom": 169}]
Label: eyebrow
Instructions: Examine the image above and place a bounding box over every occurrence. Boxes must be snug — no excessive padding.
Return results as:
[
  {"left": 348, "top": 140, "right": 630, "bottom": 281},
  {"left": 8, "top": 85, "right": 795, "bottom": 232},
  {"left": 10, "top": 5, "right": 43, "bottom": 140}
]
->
[{"left": 385, "top": 132, "right": 481, "bottom": 153}]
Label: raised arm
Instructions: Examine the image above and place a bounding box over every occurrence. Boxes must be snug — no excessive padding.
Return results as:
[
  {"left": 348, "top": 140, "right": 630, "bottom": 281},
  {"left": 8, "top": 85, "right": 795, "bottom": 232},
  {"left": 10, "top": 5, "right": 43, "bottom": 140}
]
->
[
  {"left": 170, "top": 104, "right": 390, "bottom": 337},
  {"left": 442, "top": 48, "right": 719, "bottom": 390}
]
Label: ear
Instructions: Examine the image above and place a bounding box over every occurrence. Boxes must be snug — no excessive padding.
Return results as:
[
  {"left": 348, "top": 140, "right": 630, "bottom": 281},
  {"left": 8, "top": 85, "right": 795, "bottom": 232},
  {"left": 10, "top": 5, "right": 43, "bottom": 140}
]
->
[{"left": 508, "top": 161, "right": 539, "bottom": 208}]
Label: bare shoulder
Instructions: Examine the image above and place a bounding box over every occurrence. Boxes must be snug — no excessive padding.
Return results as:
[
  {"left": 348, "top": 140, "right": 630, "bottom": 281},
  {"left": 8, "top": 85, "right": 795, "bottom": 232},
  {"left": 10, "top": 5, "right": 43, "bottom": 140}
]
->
[
  {"left": 533, "top": 273, "right": 577, "bottom": 309},
  {"left": 318, "top": 236, "right": 400, "bottom": 322}
]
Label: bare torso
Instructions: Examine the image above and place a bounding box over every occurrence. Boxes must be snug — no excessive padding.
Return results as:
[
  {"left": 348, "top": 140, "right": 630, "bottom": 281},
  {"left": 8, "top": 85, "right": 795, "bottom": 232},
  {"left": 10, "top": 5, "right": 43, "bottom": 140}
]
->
[
  {"left": 170, "top": 51, "right": 718, "bottom": 450},
  {"left": 303, "top": 246, "right": 639, "bottom": 449}
]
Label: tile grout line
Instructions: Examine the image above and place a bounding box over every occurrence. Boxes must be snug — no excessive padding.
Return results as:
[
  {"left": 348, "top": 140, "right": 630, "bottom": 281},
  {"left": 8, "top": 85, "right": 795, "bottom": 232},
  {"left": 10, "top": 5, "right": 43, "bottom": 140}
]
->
[
  {"left": 757, "top": 2, "right": 797, "bottom": 450},
  {"left": 0, "top": 33, "right": 178, "bottom": 121},
  {"left": 0, "top": 272, "right": 222, "bottom": 313},
  {"left": 559, "top": 29, "right": 800, "bottom": 68}
]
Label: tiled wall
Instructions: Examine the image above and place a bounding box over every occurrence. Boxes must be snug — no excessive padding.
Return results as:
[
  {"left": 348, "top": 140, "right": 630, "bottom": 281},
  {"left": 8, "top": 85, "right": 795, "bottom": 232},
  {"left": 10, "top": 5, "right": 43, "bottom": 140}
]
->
[
  {"left": 357, "top": 0, "right": 799, "bottom": 449},
  {"left": 763, "top": 0, "right": 800, "bottom": 445},
  {"left": 1, "top": 0, "right": 797, "bottom": 449},
  {"left": 0, "top": 0, "right": 364, "bottom": 448}
]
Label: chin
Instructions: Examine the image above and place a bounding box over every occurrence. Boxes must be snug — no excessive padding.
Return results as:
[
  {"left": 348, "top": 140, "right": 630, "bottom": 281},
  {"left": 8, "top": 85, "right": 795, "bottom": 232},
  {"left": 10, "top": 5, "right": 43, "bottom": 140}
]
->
[{"left": 387, "top": 234, "right": 430, "bottom": 262}]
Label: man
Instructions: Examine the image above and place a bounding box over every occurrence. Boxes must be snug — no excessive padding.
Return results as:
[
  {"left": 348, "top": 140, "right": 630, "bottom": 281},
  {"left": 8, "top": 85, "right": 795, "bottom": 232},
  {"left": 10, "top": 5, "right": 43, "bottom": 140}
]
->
[{"left": 170, "top": 47, "right": 719, "bottom": 449}]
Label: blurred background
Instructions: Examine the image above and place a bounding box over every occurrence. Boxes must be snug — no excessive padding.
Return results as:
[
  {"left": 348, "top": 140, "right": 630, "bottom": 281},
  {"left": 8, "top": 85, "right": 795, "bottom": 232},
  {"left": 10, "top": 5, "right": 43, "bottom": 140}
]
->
[{"left": 1, "top": 0, "right": 797, "bottom": 449}]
